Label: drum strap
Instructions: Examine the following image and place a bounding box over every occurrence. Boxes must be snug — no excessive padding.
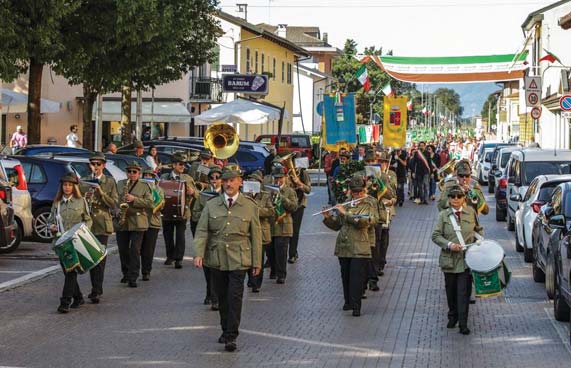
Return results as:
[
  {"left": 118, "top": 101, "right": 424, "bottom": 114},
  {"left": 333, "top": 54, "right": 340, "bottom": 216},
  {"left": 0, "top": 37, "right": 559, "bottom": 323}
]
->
[{"left": 448, "top": 214, "right": 466, "bottom": 248}]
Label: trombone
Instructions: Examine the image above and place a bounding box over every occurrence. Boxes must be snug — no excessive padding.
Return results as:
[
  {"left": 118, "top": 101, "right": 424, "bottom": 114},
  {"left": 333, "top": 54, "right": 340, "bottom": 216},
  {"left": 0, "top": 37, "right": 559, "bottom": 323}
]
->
[{"left": 312, "top": 197, "right": 366, "bottom": 216}]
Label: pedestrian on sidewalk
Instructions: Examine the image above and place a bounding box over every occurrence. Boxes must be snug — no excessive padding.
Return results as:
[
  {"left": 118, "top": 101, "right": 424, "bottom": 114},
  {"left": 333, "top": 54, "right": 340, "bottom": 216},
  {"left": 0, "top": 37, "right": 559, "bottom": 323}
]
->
[
  {"left": 431, "top": 185, "right": 483, "bottom": 335},
  {"left": 9, "top": 125, "right": 27, "bottom": 154},
  {"left": 66, "top": 124, "right": 81, "bottom": 147},
  {"left": 49, "top": 173, "right": 92, "bottom": 313}
]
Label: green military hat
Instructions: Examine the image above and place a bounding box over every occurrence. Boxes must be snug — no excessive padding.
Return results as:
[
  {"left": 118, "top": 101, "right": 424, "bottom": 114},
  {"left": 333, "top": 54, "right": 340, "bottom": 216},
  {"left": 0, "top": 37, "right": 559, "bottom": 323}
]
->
[
  {"left": 89, "top": 151, "right": 107, "bottom": 163},
  {"left": 447, "top": 184, "right": 466, "bottom": 198},
  {"left": 378, "top": 151, "right": 391, "bottom": 162},
  {"left": 172, "top": 152, "right": 187, "bottom": 163},
  {"left": 349, "top": 175, "right": 366, "bottom": 191},
  {"left": 248, "top": 170, "right": 264, "bottom": 183},
  {"left": 208, "top": 165, "right": 223, "bottom": 177},
  {"left": 134, "top": 141, "right": 144, "bottom": 149},
  {"left": 126, "top": 161, "right": 142, "bottom": 171},
  {"left": 142, "top": 168, "right": 157, "bottom": 178},
  {"left": 200, "top": 149, "right": 213, "bottom": 159},
  {"left": 221, "top": 163, "right": 243, "bottom": 179},
  {"left": 60, "top": 172, "right": 79, "bottom": 184},
  {"left": 271, "top": 166, "right": 285, "bottom": 178},
  {"left": 456, "top": 159, "right": 471, "bottom": 176},
  {"left": 364, "top": 150, "right": 376, "bottom": 162}
]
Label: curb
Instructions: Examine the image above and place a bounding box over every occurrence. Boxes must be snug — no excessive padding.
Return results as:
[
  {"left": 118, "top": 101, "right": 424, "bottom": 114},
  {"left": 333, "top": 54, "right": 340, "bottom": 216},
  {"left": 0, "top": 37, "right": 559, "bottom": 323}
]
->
[{"left": 0, "top": 246, "right": 118, "bottom": 294}]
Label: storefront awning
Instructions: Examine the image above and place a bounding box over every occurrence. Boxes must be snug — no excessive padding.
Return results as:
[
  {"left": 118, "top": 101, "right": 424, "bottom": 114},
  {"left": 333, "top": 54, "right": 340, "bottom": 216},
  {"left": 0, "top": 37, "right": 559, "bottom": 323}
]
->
[
  {"left": 363, "top": 53, "right": 529, "bottom": 83},
  {"left": 1, "top": 89, "right": 61, "bottom": 114},
  {"left": 96, "top": 101, "right": 191, "bottom": 123},
  {"left": 195, "top": 99, "right": 290, "bottom": 126}
]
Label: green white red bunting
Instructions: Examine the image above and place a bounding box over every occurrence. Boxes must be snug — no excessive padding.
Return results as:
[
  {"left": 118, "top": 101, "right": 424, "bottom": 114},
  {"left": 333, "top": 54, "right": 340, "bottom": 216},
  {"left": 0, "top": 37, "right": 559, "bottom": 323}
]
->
[
  {"left": 355, "top": 65, "right": 370, "bottom": 92},
  {"left": 382, "top": 82, "right": 393, "bottom": 96}
]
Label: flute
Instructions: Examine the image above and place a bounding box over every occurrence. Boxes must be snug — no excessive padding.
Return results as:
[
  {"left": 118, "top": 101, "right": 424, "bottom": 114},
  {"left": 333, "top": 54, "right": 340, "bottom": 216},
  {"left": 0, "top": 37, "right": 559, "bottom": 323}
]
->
[{"left": 312, "top": 197, "right": 366, "bottom": 216}]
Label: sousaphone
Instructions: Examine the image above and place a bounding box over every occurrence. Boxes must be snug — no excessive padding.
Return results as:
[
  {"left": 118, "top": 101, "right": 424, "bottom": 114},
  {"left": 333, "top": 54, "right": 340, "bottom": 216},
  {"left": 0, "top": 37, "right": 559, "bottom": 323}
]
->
[{"left": 204, "top": 123, "right": 240, "bottom": 159}]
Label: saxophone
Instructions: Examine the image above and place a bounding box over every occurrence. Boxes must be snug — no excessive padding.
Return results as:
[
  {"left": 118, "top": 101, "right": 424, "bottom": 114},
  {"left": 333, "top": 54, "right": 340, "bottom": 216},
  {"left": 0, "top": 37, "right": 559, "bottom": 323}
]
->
[{"left": 118, "top": 180, "right": 131, "bottom": 227}]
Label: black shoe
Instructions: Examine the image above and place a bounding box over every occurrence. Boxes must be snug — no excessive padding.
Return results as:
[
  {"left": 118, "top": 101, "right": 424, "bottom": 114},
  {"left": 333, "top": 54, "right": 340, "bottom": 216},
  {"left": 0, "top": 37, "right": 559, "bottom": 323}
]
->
[
  {"left": 263, "top": 261, "right": 270, "bottom": 268},
  {"left": 211, "top": 303, "right": 219, "bottom": 311},
  {"left": 276, "top": 278, "right": 285, "bottom": 284},
  {"left": 377, "top": 270, "right": 385, "bottom": 277},
  {"left": 398, "top": 202, "right": 403, "bottom": 207},
  {"left": 204, "top": 297, "right": 212, "bottom": 305},
  {"left": 164, "top": 258, "right": 173, "bottom": 265},
  {"left": 70, "top": 298, "right": 85, "bottom": 309},
  {"left": 459, "top": 326, "right": 470, "bottom": 335},
  {"left": 57, "top": 304, "right": 70, "bottom": 314},
  {"left": 352, "top": 310, "right": 361, "bottom": 317},
  {"left": 361, "top": 293, "right": 367, "bottom": 299},
  {"left": 142, "top": 274, "right": 150, "bottom": 281},
  {"left": 287, "top": 256, "right": 298, "bottom": 264},
  {"left": 88, "top": 293, "right": 100, "bottom": 304},
  {"left": 470, "top": 298, "right": 476, "bottom": 304},
  {"left": 269, "top": 273, "right": 276, "bottom": 280},
  {"left": 128, "top": 281, "right": 138, "bottom": 288},
  {"left": 120, "top": 277, "right": 128, "bottom": 284},
  {"left": 342, "top": 304, "right": 351, "bottom": 311},
  {"left": 224, "top": 340, "right": 237, "bottom": 352},
  {"left": 174, "top": 261, "right": 182, "bottom": 269},
  {"left": 369, "top": 281, "right": 380, "bottom": 291},
  {"left": 218, "top": 335, "right": 227, "bottom": 344},
  {"left": 247, "top": 280, "right": 254, "bottom": 287},
  {"left": 252, "top": 287, "right": 260, "bottom": 293},
  {"left": 447, "top": 319, "right": 458, "bottom": 329}
]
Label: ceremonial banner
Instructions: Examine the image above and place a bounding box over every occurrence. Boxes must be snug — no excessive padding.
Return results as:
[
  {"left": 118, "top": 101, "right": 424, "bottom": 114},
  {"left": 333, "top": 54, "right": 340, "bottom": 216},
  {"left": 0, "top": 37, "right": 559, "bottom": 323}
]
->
[
  {"left": 323, "top": 93, "right": 357, "bottom": 148},
  {"left": 383, "top": 96, "right": 408, "bottom": 148}
]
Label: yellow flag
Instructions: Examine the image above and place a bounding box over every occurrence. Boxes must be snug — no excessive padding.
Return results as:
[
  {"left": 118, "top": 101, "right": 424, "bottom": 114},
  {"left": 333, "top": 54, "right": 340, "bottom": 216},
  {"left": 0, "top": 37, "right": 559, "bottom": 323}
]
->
[{"left": 382, "top": 96, "right": 408, "bottom": 147}]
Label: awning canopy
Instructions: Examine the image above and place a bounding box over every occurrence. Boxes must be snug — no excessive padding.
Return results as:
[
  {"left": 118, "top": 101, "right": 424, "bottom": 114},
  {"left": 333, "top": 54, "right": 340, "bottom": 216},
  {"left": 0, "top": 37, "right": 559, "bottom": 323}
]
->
[
  {"left": 195, "top": 99, "right": 290, "bottom": 126},
  {"left": 363, "top": 53, "right": 528, "bottom": 83},
  {"left": 95, "top": 101, "right": 191, "bottom": 123},
  {"left": 1, "top": 89, "right": 61, "bottom": 114}
]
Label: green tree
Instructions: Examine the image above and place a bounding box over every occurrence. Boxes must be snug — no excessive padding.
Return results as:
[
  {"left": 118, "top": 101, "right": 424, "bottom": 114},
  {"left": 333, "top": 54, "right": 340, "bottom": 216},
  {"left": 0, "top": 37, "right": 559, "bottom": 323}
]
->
[
  {"left": 0, "top": 0, "right": 81, "bottom": 144},
  {"left": 481, "top": 93, "right": 499, "bottom": 128},
  {"left": 433, "top": 88, "right": 463, "bottom": 116}
]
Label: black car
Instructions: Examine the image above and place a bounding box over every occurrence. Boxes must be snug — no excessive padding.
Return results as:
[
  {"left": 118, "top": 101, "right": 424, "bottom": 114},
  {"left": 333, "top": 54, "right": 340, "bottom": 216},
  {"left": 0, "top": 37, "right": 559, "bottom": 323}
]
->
[
  {"left": 0, "top": 182, "right": 16, "bottom": 252},
  {"left": 46, "top": 152, "right": 150, "bottom": 172},
  {"left": 494, "top": 166, "right": 509, "bottom": 221},
  {"left": 533, "top": 183, "right": 571, "bottom": 299},
  {"left": 550, "top": 189, "right": 571, "bottom": 323},
  {"left": 8, "top": 144, "right": 91, "bottom": 156}
]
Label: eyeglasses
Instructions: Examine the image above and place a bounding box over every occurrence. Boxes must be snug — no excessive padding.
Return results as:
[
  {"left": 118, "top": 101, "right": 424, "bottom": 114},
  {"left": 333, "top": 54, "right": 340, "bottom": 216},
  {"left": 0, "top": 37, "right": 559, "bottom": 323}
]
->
[
  {"left": 210, "top": 175, "right": 221, "bottom": 180},
  {"left": 90, "top": 162, "right": 103, "bottom": 166},
  {"left": 448, "top": 194, "right": 465, "bottom": 199},
  {"left": 458, "top": 174, "right": 471, "bottom": 178},
  {"left": 127, "top": 170, "right": 139, "bottom": 174}
]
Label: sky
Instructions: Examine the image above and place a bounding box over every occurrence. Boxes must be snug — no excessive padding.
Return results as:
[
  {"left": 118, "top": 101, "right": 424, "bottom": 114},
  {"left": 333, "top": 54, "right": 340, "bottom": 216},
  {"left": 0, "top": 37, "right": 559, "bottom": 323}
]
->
[{"left": 218, "top": 0, "right": 558, "bottom": 116}]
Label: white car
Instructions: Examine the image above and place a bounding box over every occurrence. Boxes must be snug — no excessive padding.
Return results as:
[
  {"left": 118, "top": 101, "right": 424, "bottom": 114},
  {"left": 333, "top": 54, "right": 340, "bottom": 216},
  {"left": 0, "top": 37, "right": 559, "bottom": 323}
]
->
[
  {"left": 476, "top": 148, "right": 494, "bottom": 184},
  {"left": 513, "top": 174, "right": 571, "bottom": 262}
]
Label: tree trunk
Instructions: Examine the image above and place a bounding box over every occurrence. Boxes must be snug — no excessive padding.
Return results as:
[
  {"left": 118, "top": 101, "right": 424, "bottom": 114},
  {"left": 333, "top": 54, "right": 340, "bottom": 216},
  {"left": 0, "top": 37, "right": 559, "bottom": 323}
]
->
[
  {"left": 82, "top": 85, "right": 96, "bottom": 151},
  {"left": 27, "top": 60, "right": 43, "bottom": 144},
  {"left": 121, "top": 84, "right": 132, "bottom": 145}
]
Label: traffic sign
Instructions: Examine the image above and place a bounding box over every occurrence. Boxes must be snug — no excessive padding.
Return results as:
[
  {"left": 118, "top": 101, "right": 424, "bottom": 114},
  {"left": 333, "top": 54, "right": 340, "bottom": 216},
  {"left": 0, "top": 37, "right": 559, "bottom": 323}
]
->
[
  {"left": 560, "top": 95, "right": 571, "bottom": 111},
  {"left": 531, "top": 106, "right": 542, "bottom": 120},
  {"left": 525, "top": 76, "right": 542, "bottom": 107}
]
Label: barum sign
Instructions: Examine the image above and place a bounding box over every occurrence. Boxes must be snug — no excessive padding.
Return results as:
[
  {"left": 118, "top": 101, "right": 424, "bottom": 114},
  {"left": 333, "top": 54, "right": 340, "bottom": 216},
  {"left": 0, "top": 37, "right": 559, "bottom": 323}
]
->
[{"left": 222, "top": 74, "right": 269, "bottom": 95}]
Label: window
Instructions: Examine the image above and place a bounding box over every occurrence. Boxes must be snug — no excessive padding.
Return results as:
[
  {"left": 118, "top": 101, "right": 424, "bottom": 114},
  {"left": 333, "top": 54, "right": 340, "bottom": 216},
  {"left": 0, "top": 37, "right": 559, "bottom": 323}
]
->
[
  {"left": 552, "top": 188, "right": 562, "bottom": 214},
  {"left": 287, "top": 63, "right": 292, "bottom": 84},
  {"left": 232, "top": 151, "right": 257, "bottom": 163},
  {"left": 255, "top": 50, "right": 259, "bottom": 73},
  {"left": 272, "top": 58, "right": 276, "bottom": 80},
  {"left": 261, "top": 53, "right": 265, "bottom": 73},
  {"left": 71, "top": 163, "right": 92, "bottom": 178},
  {"left": 523, "top": 162, "right": 571, "bottom": 185},
  {"left": 523, "top": 179, "right": 538, "bottom": 202},
  {"left": 291, "top": 136, "right": 310, "bottom": 148},
  {"left": 500, "top": 152, "right": 511, "bottom": 168},
  {"left": 281, "top": 61, "right": 285, "bottom": 82},
  {"left": 23, "top": 163, "right": 47, "bottom": 184},
  {"left": 246, "top": 48, "right": 251, "bottom": 73}
]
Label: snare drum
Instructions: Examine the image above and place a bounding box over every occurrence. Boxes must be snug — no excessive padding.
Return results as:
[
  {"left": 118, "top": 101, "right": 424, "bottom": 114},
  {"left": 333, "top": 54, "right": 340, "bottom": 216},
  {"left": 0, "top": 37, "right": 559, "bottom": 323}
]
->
[
  {"left": 54, "top": 222, "right": 107, "bottom": 274},
  {"left": 159, "top": 180, "right": 187, "bottom": 220},
  {"left": 465, "top": 239, "right": 511, "bottom": 298}
]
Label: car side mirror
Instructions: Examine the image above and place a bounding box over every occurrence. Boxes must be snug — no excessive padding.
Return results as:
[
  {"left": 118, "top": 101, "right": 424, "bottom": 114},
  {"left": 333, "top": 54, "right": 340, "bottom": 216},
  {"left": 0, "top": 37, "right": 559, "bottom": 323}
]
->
[
  {"left": 544, "top": 205, "right": 554, "bottom": 218},
  {"left": 548, "top": 214, "right": 565, "bottom": 229},
  {"left": 510, "top": 193, "right": 522, "bottom": 202}
]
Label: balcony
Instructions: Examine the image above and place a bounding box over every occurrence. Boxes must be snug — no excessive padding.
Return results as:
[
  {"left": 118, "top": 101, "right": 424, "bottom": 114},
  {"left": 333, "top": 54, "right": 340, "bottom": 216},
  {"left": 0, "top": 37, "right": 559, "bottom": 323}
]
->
[{"left": 190, "top": 77, "right": 223, "bottom": 103}]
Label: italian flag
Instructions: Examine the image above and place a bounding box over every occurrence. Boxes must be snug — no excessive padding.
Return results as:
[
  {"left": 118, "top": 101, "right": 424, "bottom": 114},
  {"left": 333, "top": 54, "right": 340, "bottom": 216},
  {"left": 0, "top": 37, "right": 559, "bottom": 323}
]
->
[
  {"left": 382, "top": 81, "right": 393, "bottom": 96},
  {"left": 406, "top": 100, "right": 413, "bottom": 111},
  {"left": 356, "top": 65, "right": 371, "bottom": 92},
  {"left": 539, "top": 49, "right": 562, "bottom": 64}
]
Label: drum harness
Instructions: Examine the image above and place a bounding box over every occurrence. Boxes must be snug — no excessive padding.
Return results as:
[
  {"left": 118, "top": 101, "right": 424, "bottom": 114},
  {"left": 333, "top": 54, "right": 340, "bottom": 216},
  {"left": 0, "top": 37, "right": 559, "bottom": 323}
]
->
[{"left": 448, "top": 213, "right": 483, "bottom": 251}]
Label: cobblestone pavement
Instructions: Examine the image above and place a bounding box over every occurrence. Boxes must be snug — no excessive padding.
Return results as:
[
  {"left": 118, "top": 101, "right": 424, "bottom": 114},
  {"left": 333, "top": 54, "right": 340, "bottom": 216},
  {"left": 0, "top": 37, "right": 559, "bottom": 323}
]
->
[{"left": 0, "top": 187, "right": 570, "bottom": 367}]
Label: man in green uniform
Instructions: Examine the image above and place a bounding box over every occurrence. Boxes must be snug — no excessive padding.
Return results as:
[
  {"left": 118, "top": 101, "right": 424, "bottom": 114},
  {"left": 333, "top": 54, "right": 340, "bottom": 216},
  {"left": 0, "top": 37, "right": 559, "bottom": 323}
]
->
[
  {"left": 437, "top": 159, "right": 489, "bottom": 216},
  {"left": 80, "top": 152, "right": 118, "bottom": 303},
  {"left": 160, "top": 152, "right": 198, "bottom": 268},
  {"left": 116, "top": 162, "right": 153, "bottom": 288},
  {"left": 377, "top": 151, "right": 397, "bottom": 277},
  {"left": 188, "top": 149, "right": 214, "bottom": 190},
  {"left": 141, "top": 169, "right": 165, "bottom": 281},
  {"left": 193, "top": 164, "right": 262, "bottom": 352},
  {"left": 288, "top": 155, "right": 311, "bottom": 264}
]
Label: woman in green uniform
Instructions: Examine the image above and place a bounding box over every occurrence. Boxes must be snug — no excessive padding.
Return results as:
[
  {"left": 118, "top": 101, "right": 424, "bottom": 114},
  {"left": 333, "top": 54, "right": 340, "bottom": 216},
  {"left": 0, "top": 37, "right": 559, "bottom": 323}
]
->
[
  {"left": 49, "top": 173, "right": 92, "bottom": 314},
  {"left": 432, "top": 184, "right": 483, "bottom": 335}
]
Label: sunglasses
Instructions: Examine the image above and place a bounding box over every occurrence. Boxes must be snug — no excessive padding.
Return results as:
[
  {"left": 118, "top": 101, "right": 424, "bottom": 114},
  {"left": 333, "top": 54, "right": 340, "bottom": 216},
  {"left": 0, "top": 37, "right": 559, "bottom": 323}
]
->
[
  {"left": 210, "top": 175, "right": 221, "bottom": 180},
  {"left": 90, "top": 161, "right": 103, "bottom": 166},
  {"left": 173, "top": 162, "right": 185, "bottom": 166},
  {"left": 448, "top": 194, "right": 465, "bottom": 199},
  {"left": 458, "top": 174, "right": 471, "bottom": 178},
  {"left": 127, "top": 170, "right": 139, "bottom": 174}
]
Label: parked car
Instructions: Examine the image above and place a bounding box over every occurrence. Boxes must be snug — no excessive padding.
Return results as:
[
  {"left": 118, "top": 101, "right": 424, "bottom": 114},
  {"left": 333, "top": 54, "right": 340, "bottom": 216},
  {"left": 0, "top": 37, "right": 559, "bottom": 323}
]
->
[
  {"left": 50, "top": 156, "right": 127, "bottom": 182},
  {"left": 0, "top": 180, "right": 16, "bottom": 253},
  {"left": 8, "top": 145, "right": 91, "bottom": 156},
  {"left": 495, "top": 165, "right": 509, "bottom": 221},
  {"left": 553, "top": 200, "right": 571, "bottom": 322},
  {"left": 533, "top": 183, "right": 571, "bottom": 299},
  {"left": 0, "top": 157, "right": 34, "bottom": 252},
  {"left": 488, "top": 145, "right": 518, "bottom": 193},
  {"left": 512, "top": 174, "right": 571, "bottom": 262},
  {"left": 12, "top": 156, "right": 76, "bottom": 242},
  {"left": 505, "top": 149, "right": 571, "bottom": 231},
  {"left": 41, "top": 152, "right": 150, "bottom": 173},
  {"left": 475, "top": 141, "right": 511, "bottom": 165},
  {"left": 255, "top": 134, "right": 313, "bottom": 161},
  {"left": 475, "top": 148, "right": 494, "bottom": 184}
]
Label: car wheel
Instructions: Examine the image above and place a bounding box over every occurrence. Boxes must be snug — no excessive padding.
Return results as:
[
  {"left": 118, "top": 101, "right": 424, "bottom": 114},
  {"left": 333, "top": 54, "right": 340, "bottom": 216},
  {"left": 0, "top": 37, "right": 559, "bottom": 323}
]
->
[
  {"left": 546, "top": 255, "right": 556, "bottom": 299},
  {"left": 532, "top": 260, "right": 545, "bottom": 282},
  {"left": 507, "top": 212, "right": 515, "bottom": 231},
  {"left": 496, "top": 209, "right": 506, "bottom": 222},
  {"left": 33, "top": 206, "right": 55, "bottom": 243},
  {"left": 523, "top": 247, "right": 533, "bottom": 263},
  {"left": 515, "top": 227, "right": 524, "bottom": 252},
  {"left": 554, "top": 282, "right": 571, "bottom": 322},
  {"left": 0, "top": 220, "right": 22, "bottom": 254}
]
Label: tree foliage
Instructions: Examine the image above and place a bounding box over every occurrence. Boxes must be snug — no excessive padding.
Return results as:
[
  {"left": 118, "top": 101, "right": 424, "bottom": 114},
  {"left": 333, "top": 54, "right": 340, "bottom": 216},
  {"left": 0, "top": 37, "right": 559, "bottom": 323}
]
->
[
  {"left": 432, "top": 88, "right": 463, "bottom": 116},
  {"left": 481, "top": 93, "right": 498, "bottom": 127}
]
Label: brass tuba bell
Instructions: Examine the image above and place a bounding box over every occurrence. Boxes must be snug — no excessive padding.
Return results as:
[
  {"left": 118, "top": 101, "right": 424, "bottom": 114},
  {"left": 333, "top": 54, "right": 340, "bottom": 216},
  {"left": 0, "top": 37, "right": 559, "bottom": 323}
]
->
[
  {"left": 204, "top": 123, "right": 240, "bottom": 159},
  {"left": 279, "top": 152, "right": 300, "bottom": 182}
]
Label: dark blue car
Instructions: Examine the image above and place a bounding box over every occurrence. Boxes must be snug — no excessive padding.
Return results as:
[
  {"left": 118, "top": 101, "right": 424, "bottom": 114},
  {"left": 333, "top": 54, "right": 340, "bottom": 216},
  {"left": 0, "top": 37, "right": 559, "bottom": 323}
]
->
[{"left": 12, "top": 145, "right": 91, "bottom": 156}]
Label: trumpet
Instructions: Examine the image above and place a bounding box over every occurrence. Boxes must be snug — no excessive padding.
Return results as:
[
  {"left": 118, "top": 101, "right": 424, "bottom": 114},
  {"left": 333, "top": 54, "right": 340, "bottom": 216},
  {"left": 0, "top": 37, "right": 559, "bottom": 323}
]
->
[
  {"left": 312, "top": 197, "right": 366, "bottom": 216},
  {"left": 81, "top": 179, "right": 100, "bottom": 214},
  {"left": 118, "top": 180, "right": 131, "bottom": 227}
]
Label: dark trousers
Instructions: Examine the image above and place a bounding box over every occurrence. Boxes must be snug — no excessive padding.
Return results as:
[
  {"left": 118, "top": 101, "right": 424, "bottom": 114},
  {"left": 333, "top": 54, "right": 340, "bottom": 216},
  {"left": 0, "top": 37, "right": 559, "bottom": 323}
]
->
[
  {"left": 339, "top": 257, "right": 368, "bottom": 311},
  {"left": 271, "top": 236, "right": 289, "bottom": 279},
  {"left": 190, "top": 220, "right": 198, "bottom": 237},
  {"left": 89, "top": 234, "right": 108, "bottom": 297},
  {"left": 444, "top": 270, "right": 471, "bottom": 327},
  {"left": 289, "top": 206, "right": 305, "bottom": 259},
  {"left": 163, "top": 220, "right": 186, "bottom": 261},
  {"left": 203, "top": 266, "right": 218, "bottom": 302},
  {"left": 61, "top": 269, "right": 82, "bottom": 305},
  {"left": 116, "top": 231, "right": 144, "bottom": 282},
  {"left": 141, "top": 228, "right": 159, "bottom": 275},
  {"left": 415, "top": 174, "right": 429, "bottom": 202},
  {"left": 250, "top": 245, "right": 270, "bottom": 289},
  {"left": 378, "top": 227, "right": 390, "bottom": 271},
  {"left": 212, "top": 269, "right": 247, "bottom": 341},
  {"left": 397, "top": 181, "right": 405, "bottom": 204}
]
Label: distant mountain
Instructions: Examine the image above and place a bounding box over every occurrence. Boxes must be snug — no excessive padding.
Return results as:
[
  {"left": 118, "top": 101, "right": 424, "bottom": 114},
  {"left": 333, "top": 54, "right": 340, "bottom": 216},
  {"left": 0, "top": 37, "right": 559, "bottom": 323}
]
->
[{"left": 423, "top": 82, "right": 500, "bottom": 117}]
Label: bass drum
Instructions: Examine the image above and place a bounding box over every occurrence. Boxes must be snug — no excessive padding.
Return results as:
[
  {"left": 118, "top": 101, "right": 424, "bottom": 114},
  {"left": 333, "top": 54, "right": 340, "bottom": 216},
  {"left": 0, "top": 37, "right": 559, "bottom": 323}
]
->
[
  {"left": 159, "top": 180, "right": 187, "bottom": 221},
  {"left": 465, "top": 239, "right": 510, "bottom": 298}
]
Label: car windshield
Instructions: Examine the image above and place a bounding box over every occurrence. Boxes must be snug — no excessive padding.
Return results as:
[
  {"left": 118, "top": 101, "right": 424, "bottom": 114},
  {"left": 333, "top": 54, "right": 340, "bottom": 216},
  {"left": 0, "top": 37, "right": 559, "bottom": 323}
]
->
[
  {"left": 538, "top": 185, "right": 558, "bottom": 202},
  {"left": 500, "top": 152, "right": 511, "bottom": 167},
  {"left": 523, "top": 162, "right": 571, "bottom": 185}
]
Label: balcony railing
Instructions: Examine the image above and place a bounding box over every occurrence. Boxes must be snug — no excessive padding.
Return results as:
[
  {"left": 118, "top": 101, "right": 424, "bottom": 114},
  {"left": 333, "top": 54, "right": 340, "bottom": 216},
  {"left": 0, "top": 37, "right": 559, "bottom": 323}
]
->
[{"left": 190, "top": 77, "right": 223, "bottom": 102}]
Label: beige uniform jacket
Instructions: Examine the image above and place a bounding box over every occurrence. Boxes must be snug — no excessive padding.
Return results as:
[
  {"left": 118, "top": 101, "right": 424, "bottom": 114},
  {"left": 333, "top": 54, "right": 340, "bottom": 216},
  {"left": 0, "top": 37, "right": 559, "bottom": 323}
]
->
[
  {"left": 192, "top": 185, "right": 221, "bottom": 223},
  {"left": 271, "top": 185, "right": 298, "bottom": 237},
  {"left": 247, "top": 191, "right": 275, "bottom": 245},
  {"left": 194, "top": 193, "right": 263, "bottom": 271},
  {"left": 49, "top": 196, "right": 92, "bottom": 232},
  {"left": 80, "top": 174, "right": 118, "bottom": 235},
  {"left": 117, "top": 179, "right": 153, "bottom": 231},
  {"left": 292, "top": 169, "right": 312, "bottom": 208}
]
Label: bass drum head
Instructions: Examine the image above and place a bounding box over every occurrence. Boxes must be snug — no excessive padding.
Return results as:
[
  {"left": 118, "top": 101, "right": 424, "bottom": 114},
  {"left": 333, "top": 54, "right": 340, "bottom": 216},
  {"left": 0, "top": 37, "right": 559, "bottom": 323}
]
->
[
  {"left": 465, "top": 239, "right": 505, "bottom": 273},
  {"left": 55, "top": 222, "right": 84, "bottom": 246}
]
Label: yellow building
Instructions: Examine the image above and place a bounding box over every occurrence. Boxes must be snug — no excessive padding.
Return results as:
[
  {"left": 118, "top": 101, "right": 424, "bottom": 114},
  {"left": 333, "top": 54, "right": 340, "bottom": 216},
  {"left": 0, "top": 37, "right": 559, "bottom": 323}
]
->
[{"left": 217, "top": 12, "right": 309, "bottom": 141}]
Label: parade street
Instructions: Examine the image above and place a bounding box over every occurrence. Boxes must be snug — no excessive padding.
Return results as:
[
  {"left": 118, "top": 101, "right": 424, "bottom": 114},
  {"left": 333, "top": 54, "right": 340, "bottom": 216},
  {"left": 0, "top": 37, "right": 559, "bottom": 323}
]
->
[{"left": 1, "top": 187, "right": 570, "bottom": 368}]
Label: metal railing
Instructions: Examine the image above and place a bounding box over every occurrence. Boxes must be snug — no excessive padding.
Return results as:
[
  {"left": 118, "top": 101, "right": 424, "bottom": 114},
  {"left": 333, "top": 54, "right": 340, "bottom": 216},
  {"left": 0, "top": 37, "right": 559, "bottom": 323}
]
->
[{"left": 190, "top": 77, "right": 223, "bottom": 102}]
